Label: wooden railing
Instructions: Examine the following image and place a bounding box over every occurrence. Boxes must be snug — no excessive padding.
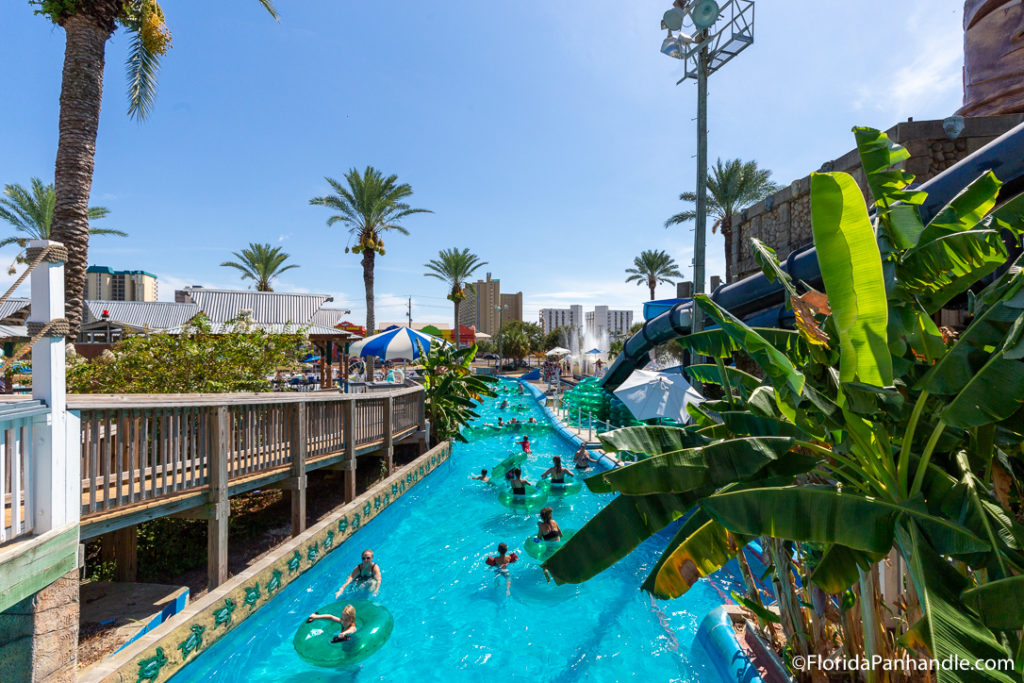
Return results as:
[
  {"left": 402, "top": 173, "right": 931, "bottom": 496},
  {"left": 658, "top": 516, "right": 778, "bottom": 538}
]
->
[
  {"left": 70, "top": 386, "right": 425, "bottom": 520},
  {"left": 0, "top": 401, "right": 50, "bottom": 543}
]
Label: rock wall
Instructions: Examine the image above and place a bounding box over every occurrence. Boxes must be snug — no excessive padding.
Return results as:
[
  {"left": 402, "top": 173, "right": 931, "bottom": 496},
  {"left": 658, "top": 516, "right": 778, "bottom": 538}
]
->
[
  {"left": 0, "top": 569, "right": 80, "bottom": 683},
  {"left": 728, "top": 114, "right": 1024, "bottom": 282}
]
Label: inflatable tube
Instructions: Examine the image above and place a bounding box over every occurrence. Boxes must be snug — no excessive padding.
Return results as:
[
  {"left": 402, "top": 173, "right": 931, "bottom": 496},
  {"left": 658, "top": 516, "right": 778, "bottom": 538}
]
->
[
  {"left": 539, "top": 479, "right": 583, "bottom": 496},
  {"left": 293, "top": 600, "right": 393, "bottom": 668},
  {"left": 523, "top": 528, "right": 577, "bottom": 562},
  {"left": 497, "top": 484, "right": 549, "bottom": 510},
  {"left": 490, "top": 452, "right": 527, "bottom": 481}
]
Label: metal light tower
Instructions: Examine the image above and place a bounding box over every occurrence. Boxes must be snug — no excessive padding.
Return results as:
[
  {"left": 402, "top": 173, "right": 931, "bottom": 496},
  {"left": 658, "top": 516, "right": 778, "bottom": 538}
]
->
[{"left": 661, "top": 0, "right": 755, "bottom": 332}]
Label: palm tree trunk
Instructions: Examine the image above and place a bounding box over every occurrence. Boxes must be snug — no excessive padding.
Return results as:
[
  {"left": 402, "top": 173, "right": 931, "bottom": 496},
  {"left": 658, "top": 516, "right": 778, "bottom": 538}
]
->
[
  {"left": 362, "top": 248, "right": 376, "bottom": 378},
  {"left": 453, "top": 298, "right": 459, "bottom": 346},
  {"left": 648, "top": 278, "right": 656, "bottom": 300},
  {"left": 51, "top": 12, "right": 116, "bottom": 341},
  {"left": 722, "top": 216, "right": 733, "bottom": 283}
]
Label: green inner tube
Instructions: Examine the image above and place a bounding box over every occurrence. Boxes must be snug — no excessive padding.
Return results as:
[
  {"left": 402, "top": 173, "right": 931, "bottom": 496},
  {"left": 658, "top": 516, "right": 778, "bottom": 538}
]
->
[
  {"left": 497, "top": 484, "right": 549, "bottom": 510},
  {"left": 539, "top": 479, "right": 583, "bottom": 496},
  {"left": 293, "top": 600, "right": 393, "bottom": 668},
  {"left": 490, "top": 452, "right": 527, "bottom": 481},
  {"left": 523, "top": 528, "right": 577, "bottom": 562}
]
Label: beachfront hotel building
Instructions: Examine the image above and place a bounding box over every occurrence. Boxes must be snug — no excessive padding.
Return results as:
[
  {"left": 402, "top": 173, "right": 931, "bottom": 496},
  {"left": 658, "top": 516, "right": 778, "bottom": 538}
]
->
[
  {"left": 585, "top": 306, "right": 633, "bottom": 339},
  {"left": 457, "top": 273, "right": 523, "bottom": 336},
  {"left": 85, "top": 266, "right": 158, "bottom": 302}
]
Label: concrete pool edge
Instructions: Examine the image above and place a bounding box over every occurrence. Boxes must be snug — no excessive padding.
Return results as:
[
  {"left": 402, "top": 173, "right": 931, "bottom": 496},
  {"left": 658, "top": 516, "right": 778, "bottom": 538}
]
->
[
  {"left": 517, "top": 380, "right": 619, "bottom": 471},
  {"left": 79, "top": 440, "right": 453, "bottom": 683}
]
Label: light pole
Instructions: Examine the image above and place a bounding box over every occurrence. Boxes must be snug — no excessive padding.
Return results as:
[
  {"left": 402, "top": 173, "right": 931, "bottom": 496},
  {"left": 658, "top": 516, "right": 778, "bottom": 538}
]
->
[{"left": 660, "top": 0, "right": 755, "bottom": 332}]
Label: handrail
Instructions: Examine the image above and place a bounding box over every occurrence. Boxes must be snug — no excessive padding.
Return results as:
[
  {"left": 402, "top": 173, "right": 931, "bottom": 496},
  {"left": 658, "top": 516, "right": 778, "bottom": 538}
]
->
[
  {"left": 66, "top": 384, "right": 422, "bottom": 409},
  {"left": 0, "top": 402, "right": 49, "bottom": 543}
]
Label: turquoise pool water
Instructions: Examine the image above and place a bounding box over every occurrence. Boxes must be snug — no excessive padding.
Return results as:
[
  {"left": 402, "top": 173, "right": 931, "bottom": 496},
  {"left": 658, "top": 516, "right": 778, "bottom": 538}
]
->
[{"left": 172, "top": 380, "right": 738, "bottom": 682}]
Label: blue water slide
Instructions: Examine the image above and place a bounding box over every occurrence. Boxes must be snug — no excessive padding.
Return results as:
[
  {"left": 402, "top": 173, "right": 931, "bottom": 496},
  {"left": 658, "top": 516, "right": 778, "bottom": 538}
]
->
[{"left": 602, "top": 121, "right": 1024, "bottom": 392}]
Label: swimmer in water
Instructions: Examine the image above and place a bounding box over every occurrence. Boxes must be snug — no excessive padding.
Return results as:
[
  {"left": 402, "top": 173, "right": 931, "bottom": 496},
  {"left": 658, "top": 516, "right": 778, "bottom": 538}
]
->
[
  {"left": 536, "top": 507, "right": 562, "bottom": 541},
  {"left": 307, "top": 604, "right": 357, "bottom": 643},
  {"left": 470, "top": 468, "right": 490, "bottom": 483},
  {"left": 485, "top": 542, "right": 518, "bottom": 596},
  {"left": 541, "top": 456, "right": 574, "bottom": 484},
  {"left": 335, "top": 549, "right": 382, "bottom": 596}
]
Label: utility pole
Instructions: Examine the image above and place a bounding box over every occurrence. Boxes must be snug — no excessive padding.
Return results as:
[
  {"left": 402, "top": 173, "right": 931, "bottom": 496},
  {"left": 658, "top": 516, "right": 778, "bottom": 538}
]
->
[
  {"left": 406, "top": 297, "right": 412, "bottom": 327},
  {"left": 692, "top": 42, "right": 709, "bottom": 334}
]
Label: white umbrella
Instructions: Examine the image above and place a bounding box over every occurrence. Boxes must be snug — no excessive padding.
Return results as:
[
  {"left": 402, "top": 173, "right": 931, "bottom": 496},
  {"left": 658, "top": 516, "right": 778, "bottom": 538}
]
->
[
  {"left": 613, "top": 369, "right": 703, "bottom": 423},
  {"left": 348, "top": 326, "right": 443, "bottom": 361},
  {"left": 546, "top": 347, "right": 571, "bottom": 356}
]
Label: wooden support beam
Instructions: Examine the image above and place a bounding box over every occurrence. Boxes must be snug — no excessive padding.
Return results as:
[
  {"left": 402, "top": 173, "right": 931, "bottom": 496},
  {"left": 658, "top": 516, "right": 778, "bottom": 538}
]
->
[
  {"left": 383, "top": 396, "right": 394, "bottom": 474},
  {"left": 208, "top": 406, "right": 230, "bottom": 589},
  {"left": 290, "top": 402, "right": 307, "bottom": 537},
  {"left": 343, "top": 399, "right": 356, "bottom": 502},
  {"left": 99, "top": 525, "right": 138, "bottom": 582}
]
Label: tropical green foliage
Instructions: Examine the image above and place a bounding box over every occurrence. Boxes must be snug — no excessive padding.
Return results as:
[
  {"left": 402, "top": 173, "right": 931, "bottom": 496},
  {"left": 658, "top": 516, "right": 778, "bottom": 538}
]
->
[
  {"left": 665, "top": 158, "right": 780, "bottom": 274},
  {"left": 542, "top": 326, "right": 573, "bottom": 351},
  {"left": 68, "top": 314, "right": 303, "bottom": 393},
  {"left": 220, "top": 242, "right": 299, "bottom": 292},
  {"left": 0, "top": 177, "right": 125, "bottom": 253},
  {"left": 417, "top": 341, "right": 496, "bottom": 445},
  {"left": 310, "top": 167, "right": 431, "bottom": 336},
  {"left": 496, "top": 321, "right": 544, "bottom": 363},
  {"left": 546, "top": 128, "right": 1024, "bottom": 680},
  {"left": 424, "top": 248, "right": 487, "bottom": 336},
  {"left": 625, "top": 249, "right": 683, "bottom": 300}
]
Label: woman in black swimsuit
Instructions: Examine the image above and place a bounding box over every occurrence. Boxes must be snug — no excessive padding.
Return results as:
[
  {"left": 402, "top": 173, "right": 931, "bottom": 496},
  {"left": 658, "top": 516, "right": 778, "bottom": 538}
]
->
[
  {"left": 541, "top": 456, "right": 574, "bottom": 485},
  {"left": 509, "top": 468, "right": 531, "bottom": 495},
  {"left": 537, "top": 507, "right": 562, "bottom": 541}
]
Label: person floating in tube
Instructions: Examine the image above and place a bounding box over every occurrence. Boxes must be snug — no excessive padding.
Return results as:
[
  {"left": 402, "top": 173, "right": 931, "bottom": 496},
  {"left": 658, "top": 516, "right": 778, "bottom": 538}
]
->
[
  {"left": 485, "top": 542, "right": 518, "bottom": 596},
  {"left": 335, "top": 549, "right": 382, "bottom": 596},
  {"left": 536, "top": 507, "right": 562, "bottom": 542},
  {"left": 541, "top": 456, "right": 574, "bottom": 485},
  {"left": 573, "top": 444, "right": 597, "bottom": 471},
  {"left": 307, "top": 604, "right": 357, "bottom": 643},
  {"left": 509, "top": 468, "right": 531, "bottom": 495}
]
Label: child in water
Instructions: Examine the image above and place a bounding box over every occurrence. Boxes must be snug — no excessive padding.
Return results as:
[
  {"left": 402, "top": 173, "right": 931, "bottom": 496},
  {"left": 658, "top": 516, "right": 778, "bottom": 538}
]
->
[
  {"left": 307, "top": 604, "right": 357, "bottom": 643},
  {"left": 518, "top": 435, "right": 531, "bottom": 454},
  {"left": 470, "top": 468, "right": 490, "bottom": 483},
  {"left": 485, "top": 542, "right": 518, "bottom": 596}
]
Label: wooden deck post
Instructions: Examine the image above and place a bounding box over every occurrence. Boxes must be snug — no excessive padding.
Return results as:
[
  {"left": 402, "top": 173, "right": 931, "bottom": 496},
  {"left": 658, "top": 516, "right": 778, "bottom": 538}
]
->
[
  {"left": 343, "top": 399, "right": 356, "bottom": 502},
  {"left": 289, "top": 402, "right": 307, "bottom": 537},
  {"left": 208, "top": 406, "right": 230, "bottom": 589},
  {"left": 100, "top": 525, "right": 138, "bottom": 582},
  {"left": 383, "top": 396, "right": 394, "bottom": 473}
]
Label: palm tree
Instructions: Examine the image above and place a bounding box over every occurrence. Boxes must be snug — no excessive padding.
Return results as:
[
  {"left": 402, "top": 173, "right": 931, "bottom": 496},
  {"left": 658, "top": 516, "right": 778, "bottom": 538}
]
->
[
  {"left": 35, "top": 1, "right": 279, "bottom": 339},
  {"left": 220, "top": 243, "right": 298, "bottom": 292},
  {"left": 310, "top": 167, "right": 431, "bottom": 335},
  {"left": 625, "top": 250, "right": 683, "bottom": 300},
  {"left": 665, "top": 158, "right": 780, "bottom": 281},
  {"left": 0, "top": 178, "right": 126, "bottom": 259},
  {"left": 424, "top": 248, "right": 487, "bottom": 345}
]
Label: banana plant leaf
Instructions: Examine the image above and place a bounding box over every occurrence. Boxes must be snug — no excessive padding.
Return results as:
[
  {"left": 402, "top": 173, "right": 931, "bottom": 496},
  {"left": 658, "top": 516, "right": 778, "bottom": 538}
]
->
[
  {"left": 961, "top": 575, "right": 1024, "bottom": 631},
  {"left": 899, "top": 229, "right": 1008, "bottom": 314},
  {"left": 917, "top": 171, "right": 1001, "bottom": 245},
  {"left": 586, "top": 437, "right": 801, "bottom": 495},
  {"left": 917, "top": 276, "right": 1024, "bottom": 395},
  {"left": 542, "top": 492, "right": 701, "bottom": 584},
  {"left": 810, "top": 171, "right": 892, "bottom": 386},
  {"left": 595, "top": 425, "right": 709, "bottom": 464},
  {"left": 717, "top": 411, "right": 810, "bottom": 439},
  {"left": 675, "top": 327, "right": 809, "bottom": 362},
  {"left": 942, "top": 312, "right": 1024, "bottom": 429},
  {"left": 853, "top": 127, "right": 926, "bottom": 208},
  {"left": 694, "top": 295, "right": 806, "bottom": 405},
  {"left": 640, "top": 509, "right": 748, "bottom": 599},
  {"left": 701, "top": 486, "right": 990, "bottom": 555},
  {"left": 687, "top": 363, "right": 763, "bottom": 396},
  {"left": 896, "top": 521, "right": 1015, "bottom": 683},
  {"left": 810, "top": 544, "right": 887, "bottom": 594}
]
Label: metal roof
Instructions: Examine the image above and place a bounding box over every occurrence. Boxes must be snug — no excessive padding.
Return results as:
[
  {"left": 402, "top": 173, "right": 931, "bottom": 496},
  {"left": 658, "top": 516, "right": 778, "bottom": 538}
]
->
[
  {"left": 310, "top": 308, "right": 349, "bottom": 329},
  {"left": 84, "top": 300, "right": 200, "bottom": 330},
  {"left": 0, "top": 324, "right": 28, "bottom": 340},
  {"left": 178, "top": 288, "right": 332, "bottom": 324},
  {"left": 162, "top": 322, "right": 348, "bottom": 336},
  {"left": 0, "top": 298, "right": 30, "bottom": 322}
]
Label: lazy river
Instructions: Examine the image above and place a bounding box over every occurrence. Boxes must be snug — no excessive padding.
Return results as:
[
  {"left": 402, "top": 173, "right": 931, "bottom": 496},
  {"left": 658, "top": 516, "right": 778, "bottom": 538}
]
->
[{"left": 171, "top": 379, "right": 740, "bottom": 682}]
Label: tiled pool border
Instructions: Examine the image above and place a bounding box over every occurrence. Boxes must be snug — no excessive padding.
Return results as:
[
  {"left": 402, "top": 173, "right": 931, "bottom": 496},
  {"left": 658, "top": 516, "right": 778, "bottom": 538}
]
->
[{"left": 81, "top": 440, "right": 453, "bottom": 683}]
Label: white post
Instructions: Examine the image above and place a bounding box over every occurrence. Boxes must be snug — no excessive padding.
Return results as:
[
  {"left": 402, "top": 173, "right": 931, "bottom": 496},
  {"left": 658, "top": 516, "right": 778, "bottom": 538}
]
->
[{"left": 29, "top": 240, "right": 79, "bottom": 534}]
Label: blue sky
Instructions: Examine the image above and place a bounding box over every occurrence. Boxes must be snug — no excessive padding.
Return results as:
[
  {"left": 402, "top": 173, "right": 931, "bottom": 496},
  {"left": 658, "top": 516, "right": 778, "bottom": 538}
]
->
[{"left": 0, "top": 1, "right": 964, "bottom": 327}]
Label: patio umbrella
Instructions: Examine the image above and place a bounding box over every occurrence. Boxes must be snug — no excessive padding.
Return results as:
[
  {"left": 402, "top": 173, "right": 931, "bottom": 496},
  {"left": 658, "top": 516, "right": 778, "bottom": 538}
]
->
[
  {"left": 613, "top": 369, "right": 703, "bottom": 423},
  {"left": 348, "top": 326, "right": 442, "bottom": 361},
  {"left": 584, "top": 348, "right": 602, "bottom": 354},
  {"left": 546, "top": 347, "right": 571, "bottom": 356}
]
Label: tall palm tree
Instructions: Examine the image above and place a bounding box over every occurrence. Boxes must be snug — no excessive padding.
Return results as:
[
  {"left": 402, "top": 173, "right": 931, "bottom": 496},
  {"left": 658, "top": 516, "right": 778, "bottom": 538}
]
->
[
  {"left": 0, "top": 178, "right": 126, "bottom": 258},
  {"left": 220, "top": 243, "right": 298, "bottom": 292},
  {"left": 665, "top": 158, "right": 780, "bottom": 282},
  {"left": 35, "top": 0, "right": 278, "bottom": 338},
  {"left": 625, "top": 250, "right": 683, "bottom": 300},
  {"left": 310, "top": 167, "right": 431, "bottom": 335},
  {"left": 424, "top": 248, "right": 487, "bottom": 345}
]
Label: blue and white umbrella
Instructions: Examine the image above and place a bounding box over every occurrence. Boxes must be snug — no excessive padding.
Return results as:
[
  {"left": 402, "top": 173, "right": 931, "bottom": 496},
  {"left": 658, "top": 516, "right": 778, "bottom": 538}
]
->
[{"left": 348, "top": 326, "right": 442, "bottom": 361}]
